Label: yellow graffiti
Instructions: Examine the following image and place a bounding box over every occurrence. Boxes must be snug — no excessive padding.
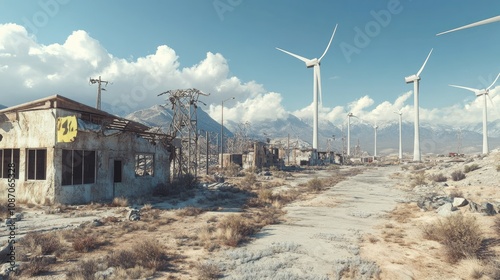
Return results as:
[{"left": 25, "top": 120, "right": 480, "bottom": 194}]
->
[{"left": 57, "top": 116, "right": 77, "bottom": 142}]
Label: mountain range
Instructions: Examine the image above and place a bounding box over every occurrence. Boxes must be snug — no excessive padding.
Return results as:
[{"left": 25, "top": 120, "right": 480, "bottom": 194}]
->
[{"left": 126, "top": 104, "right": 500, "bottom": 156}]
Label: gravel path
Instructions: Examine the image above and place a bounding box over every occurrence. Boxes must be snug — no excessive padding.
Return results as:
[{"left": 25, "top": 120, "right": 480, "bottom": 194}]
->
[{"left": 215, "top": 166, "right": 406, "bottom": 279}]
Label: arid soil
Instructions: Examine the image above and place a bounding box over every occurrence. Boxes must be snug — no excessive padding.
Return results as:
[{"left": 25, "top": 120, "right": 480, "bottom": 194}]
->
[{"left": 1, "top": 150, "right": 499, "bottom": 279}]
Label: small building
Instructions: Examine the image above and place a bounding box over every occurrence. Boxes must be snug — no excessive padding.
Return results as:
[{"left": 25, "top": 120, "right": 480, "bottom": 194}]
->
[{"left": 0, "top": 95, "right": 171, "bottom": 204}]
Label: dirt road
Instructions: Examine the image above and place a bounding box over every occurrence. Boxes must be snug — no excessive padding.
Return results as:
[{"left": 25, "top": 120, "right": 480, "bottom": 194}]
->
[{"left": 215, "top": 166, "right": 406, "bottom": 279}]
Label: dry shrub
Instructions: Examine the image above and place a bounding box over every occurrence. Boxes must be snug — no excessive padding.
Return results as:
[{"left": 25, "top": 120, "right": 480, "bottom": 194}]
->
[
  {"left": 449, "top": 189, "right": 464, "bottom": 199},
  {"left": 305, "top": 177, "right": 324, "bottom": 192},
  {"left": 431, "top": 173, "right": 447, "bottom": 182},
  {"left": 66, "top": 259, "right": 99, "bottom": 280},
  {"left": 196, "top": 261, "right": 222, "bottom": 280},
  {"left": 451, "top": 170, "right": 466, "bottom": 181},
  {"left": 216, "top": 214, "right": 254, "bottom": 247},
  {"left": 253, "top": 207, "right": 284, "bottom": 226},
  {"left": 225, "top": 163, "right": 241, "bottom": 177},
  {"left": 257, "top": 189, "right": 273, "bottom": 203},
  {"left": 72, "top": 234, "right": 100, "bottom": 252},
  {"left": 107, "top": 249, "right": 138, "bottom": 269},
  {"left": 464, "top": 164, "right": 480, "bottom": 173},
  {"left": 177, "top": 206, "right": 205, "bottom": 217},
  {"left": 20, "top": 232, "right": 61, "bottom": 257},
  {"left": 142, "top": 203, "right": 153, "bottom": 211},
  {"left": 494, "top": 216, "right": 500, "bottom": 235},
  {"left": 131, "top": 238, "right": 169, "bottom": 270},
  {"left": 334, "top": 258, "right": 381, "bottom": 280},
  {"left": 105, "top": 239, "right": 169, "bottom": 272},
  {"left": 240, "top": 172, "right": 257, "bottom": 189},
  {"left": 18, "top": 256, "right": 52, "bottom": 277},
  {"left": 102, "top": 215, "right": 120, "bottom": 224},
  {"left": 0, "top": 200, "right": 11, "bottom": 218},
  {"left": 422, "top": 214, "right": 483, "bottom": 263},
  {"left": 410, "top": 171, "right": 426, "bottom": 187},
  {"left": 111, "top": 196, "right": 129, "bottom": 207}
]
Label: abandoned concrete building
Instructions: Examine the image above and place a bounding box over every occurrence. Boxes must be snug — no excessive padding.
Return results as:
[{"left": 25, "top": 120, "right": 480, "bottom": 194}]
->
[{"left": 0, "top": 95, "right": 171, "bottom": 204}]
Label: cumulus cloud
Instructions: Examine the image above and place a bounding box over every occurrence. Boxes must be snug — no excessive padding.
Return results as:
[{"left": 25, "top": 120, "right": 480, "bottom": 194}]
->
[{"left": 0, "top": 23, "right": 498, "bottom": 130}]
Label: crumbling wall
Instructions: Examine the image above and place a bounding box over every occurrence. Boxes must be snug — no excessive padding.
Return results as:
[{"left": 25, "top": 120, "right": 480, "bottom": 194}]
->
[{"left": 0, "top": 110, "right": 57, "bottom": 204}]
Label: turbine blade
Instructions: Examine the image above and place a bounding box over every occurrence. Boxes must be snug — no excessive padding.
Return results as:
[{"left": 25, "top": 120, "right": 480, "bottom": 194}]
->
[
  {"left": 486, "top": 72, "right": 500, "bottom": 90},
  {"left": 449, "top": 84, "right": 480, "bottom": 93},
  {"left": 316, "top": 65, "right": 323, "bottom": 105},
  {"left": 437, "top": 15, "right": 500, "bottom": 36},
  {"left": 276, "top": 47, "right": 310, "bottom": 64},
  {"left": 417, "top": 49, "right": 433, "bottom": 77},
  {"left": 319, "top": 24, "right": 338, "bottom": 62}
]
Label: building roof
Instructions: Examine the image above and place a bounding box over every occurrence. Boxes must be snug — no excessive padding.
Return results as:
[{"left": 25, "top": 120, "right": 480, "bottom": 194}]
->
[{"left": 0, "top": 94, "right": 170, "bottom": 142}]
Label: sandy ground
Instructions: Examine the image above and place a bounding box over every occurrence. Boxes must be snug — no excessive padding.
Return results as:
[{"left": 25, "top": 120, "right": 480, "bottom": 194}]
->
[
  {"left": 212, "top": 166, "right": 406, "bottom": 279},
  {"left": 2, "top": 151, "right": 499, "bottom": 279}
]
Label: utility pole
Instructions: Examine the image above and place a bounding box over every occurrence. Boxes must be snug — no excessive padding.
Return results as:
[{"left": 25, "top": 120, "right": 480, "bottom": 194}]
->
[{"left": 89, "top": 76, "right": 109, "bottom": 110}]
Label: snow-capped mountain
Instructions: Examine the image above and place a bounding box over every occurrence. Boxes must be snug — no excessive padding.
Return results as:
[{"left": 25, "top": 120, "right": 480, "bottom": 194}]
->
[
  {"left": 125, "top": 104, "right": 233, "bottom": 137},
  {"left": 125, "top": 105, "right": 500, "bottom": 155}
]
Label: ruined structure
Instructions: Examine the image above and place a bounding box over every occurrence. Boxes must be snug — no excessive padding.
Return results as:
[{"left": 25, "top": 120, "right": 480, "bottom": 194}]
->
[{"left": 0, "top": 95, "right": 171, "bottom": 204}]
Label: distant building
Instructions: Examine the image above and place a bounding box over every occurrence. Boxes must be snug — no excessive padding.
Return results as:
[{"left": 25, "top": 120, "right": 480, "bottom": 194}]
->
[{"left": 0, "top": 95, "right": 171, "bottom": 204}]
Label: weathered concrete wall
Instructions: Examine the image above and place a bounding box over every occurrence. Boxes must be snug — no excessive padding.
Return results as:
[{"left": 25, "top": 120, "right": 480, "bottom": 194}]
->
[
  {"left": 0, "top": 108, "right": 170, "bottom": 205},
  {"left": 0, "top": 109, "right": 57, "bottom": 204},
  {"left": 54, "top": 109, "right": 170, "bottom": 204}
]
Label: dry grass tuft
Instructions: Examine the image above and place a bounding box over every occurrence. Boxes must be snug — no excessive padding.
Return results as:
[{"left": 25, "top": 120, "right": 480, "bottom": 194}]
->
[
  {"left": 216, "top": 214, "right": 255, "bottom": 247},
  {"left": 464, "top": 163, "right": 480, "bottom": 173},
  {"left": 176, "top": 206, "right": 205, "bottom": 217},
  {"left": 66, "top": 259, "right": 99, "bottom": 280},
  {"left": 451, "top": 170, "right": 466, "bottom": 181},
  {"left": 304, "top": 177, "right": 325, "bottom": 192},
  {"left": 196, "top": 261, "right": 222, "bottom": 280},
  {"left": 430, "top": 173, "right": 447, "bottom": 183},
  {"left": 72, "top": 234, "right": 100, "bottom": 253},
  {"left": 111, "top": 196, "right": 129, "bottom": 207},
  {"left": 422, "top": 214, "right": 483, "bottom": 263}
]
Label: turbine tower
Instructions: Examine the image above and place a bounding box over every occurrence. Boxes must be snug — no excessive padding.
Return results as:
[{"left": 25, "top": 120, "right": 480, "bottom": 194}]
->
[
  {"left": 404, "top": 49, "right": 433, "bottom": 162},
  {"left": 449, "top": 73, "right": 500, "bottom": 154},
  {"left": 373, "top": 123, "right": 378, "bottom": 158},
  {"left": 394, "top": 110, "right": 403, "bottom": 161},
  {"left": 437, "top": 15, "right": 500, "bottom": 36},
  {"left": 276, "top": 25, "right": 338, "bottom": 159},
  {"left": 347, "top": 112, "right": 354, "bottom": 156}
]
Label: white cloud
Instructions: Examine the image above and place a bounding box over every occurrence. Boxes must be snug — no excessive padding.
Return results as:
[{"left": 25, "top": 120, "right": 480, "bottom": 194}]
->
[{"left": 0, "top": 23, "right": 498, "bottom": 130}]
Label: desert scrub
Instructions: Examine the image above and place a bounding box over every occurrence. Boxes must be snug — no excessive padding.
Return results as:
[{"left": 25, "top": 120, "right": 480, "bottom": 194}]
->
[
  {"left": 333, "top": 257, "right": 381, "bottom": 280},
  {"left": 240, "top": 172, "right": 257, "bottom": 189},
  {"left": 410, "top": 171, "right": 426, "bottom": 187},
  {"left": 196, "top": 261, "right": 222, "bottom": 280},
  {"left": 305, "top": 177, "right": 325, "bottom": 192},
  {"left": 110, "top": 196, "right": 129, "bottom": 207},
  {"left": 430, "top": 173, "right": 447, "bottom": 182},
  {"left": 176, "top": 206, "right": 205, "bottom": 217},
  {"left": 451, "top": 170, "right": 466, "bottom": 181},
  {"left": 225, "top": 163, "right": 241, "bottom": 177},
  {"left": 216, "top": 214, "right": 255, "bottom": 247},
  {"left": 422, "top": 214, "right": 483, "bottom": 263},
  {"left": 464, "top": 163, "right": 480, "bottom": 173},
  {"left": 494, "top": 216, "right": 500, "bottom": 236}
]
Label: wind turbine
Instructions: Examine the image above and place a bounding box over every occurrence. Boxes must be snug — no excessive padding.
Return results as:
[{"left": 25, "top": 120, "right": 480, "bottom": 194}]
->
[
  {"left": 393, "top": 110, "right": 403, "bottom": 161},
  {"left": 373, "top": 122, "right": 378, "bottom": 158},
  {"left": 276, "top": 24, "right": 338, "bottom": 158},
  {"left": 449, "top": 73, "right": 500, "bottom": 154},
  {"left": 405, "top": 49, "right": 433, "bottom": 162},
  {"left": 437, "top": 15, "right": 500, "bottom": 36},
  {"left": 347, "top": 112, "right": 355, "bottom": 157}
]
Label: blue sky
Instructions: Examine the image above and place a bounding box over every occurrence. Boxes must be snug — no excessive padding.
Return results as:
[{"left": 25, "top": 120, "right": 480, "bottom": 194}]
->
[{"left": 1, "top": 0, "right": 500, "bottom": 127}]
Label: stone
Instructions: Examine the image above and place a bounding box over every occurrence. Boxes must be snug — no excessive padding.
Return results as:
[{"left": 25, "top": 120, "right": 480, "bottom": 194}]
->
[
  {"left": 32, "top": 254, "right": 56, "bottom": 264},
  {"left": 92, "top": 219, "right": 104, "bottom": 227},
  {"left": 95, "top": 267, "right": 116, "bottom": 280},
  {"left": 481, "top": 202, "right": 497, "bottom": 216},
  {"left": 437, "top": 203, "right": 457, "bottom": 217},
  {"left": 452, "top": 197, "right": 468, "bottom": 208},
  {"left": 4, "top": 219, "right": 13, "bottom": 226},
  {"left": 13, "top": 213, "right": 23, "bottom": 221},
  {"left": 127, "top": 208, "right": 140, "bottom": 221}
]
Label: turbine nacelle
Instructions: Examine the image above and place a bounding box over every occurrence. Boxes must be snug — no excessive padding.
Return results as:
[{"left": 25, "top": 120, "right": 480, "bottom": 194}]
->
[
  {"left": 306, "top": 58, "right": 320, "bottom": 68},
  {"left": 404, "top": 75, "right": 420, "bottom": 84}
]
